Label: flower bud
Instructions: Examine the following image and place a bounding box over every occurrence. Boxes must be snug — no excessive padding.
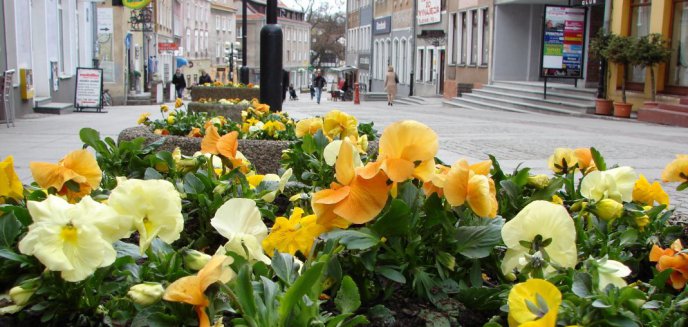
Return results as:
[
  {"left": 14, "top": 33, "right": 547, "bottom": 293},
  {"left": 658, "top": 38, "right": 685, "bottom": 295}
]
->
[
  {"left": 128, "top": 282, "right": 164, "bottom": 306},
  {"left": 527, "top": 174, "right": 550, "bottom": 189},
  {"left": 594, "top": 199, "right": 624, "bottom": 221},
  {"left": 9, "top": 278, "right": 39, "bottom": 306},
  {"left": 184, "top": 249, "right": 212, "bottom": 271},
  {"left": 635, "top": 215, "right": 650, "bottom": 231},
  {"left": 167, "top": 115, "right": 176, "bottom": 124},
  {"left": 358, "top": 134, "right": 369, "bottom": 153},
  {"left": 504, "top": 272, "right": 517, "bottom": 282}
]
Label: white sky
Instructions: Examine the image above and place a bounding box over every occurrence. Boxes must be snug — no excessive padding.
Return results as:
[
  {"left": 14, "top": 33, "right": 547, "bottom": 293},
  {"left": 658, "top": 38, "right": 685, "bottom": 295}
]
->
[{"left": 281, "top": 0, "right": 345, "bottom": 14}]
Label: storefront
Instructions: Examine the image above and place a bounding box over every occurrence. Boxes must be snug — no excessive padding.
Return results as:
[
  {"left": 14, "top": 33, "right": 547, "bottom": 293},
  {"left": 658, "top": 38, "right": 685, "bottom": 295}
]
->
[{"left": 415, "top": 0, "right": 447, "bottom": 96}]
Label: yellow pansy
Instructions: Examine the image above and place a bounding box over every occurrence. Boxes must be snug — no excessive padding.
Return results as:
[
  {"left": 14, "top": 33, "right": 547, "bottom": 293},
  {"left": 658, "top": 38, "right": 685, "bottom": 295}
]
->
[
  {"left": 508, "top": 279, "right": 561, "bottom": 327},
  {"left": 164, "top": 253, "right": 234, "bottom": 327},
  {"left": 359, "top": 120, "right": 438, "bottom": 183},
  {"left": 167, "top": 115, "right": 176, "bottom": 124},
  {"left": 501, "top": 201, "right": 577, "bottom": 276},
  {"left": 422, "top": 164, "right": 451, "bottom": 197},
  {"left": 295, "top": 117, "right": 324, "bottom": 137},
  {"left": 262, "top": 207, "right": 328, "bottom": 257},
  {"left": 580, "top": 166, "right": 637, "bottom": 203},
  {"left": 18, "top": 195, "right": 118, "bottom": 282},
  {"left": 263, "top": 120, "right": 286, "bottom": 137},
  {"left": 0, "top": 156, "right": 24, "bottom": 201},
  {"left": 30, "top": 149, "right": 102, "bottom": 203},
  {"left": 551, "top": 195, "right": 563, "bottom": 205},
  {"left": 160, "top": 105, "right": 169, "bottom": 113},
  {"left": 633, "top": 174, "right": 670, "bottom": 206},
  {"left": 547, "top": 148, "right": 578, "bottom": 174},
  {"left": 107, "top": 179, "right": 184, "bottom": 254},
  {"left": 137, "top": 112, "right": 151, "bottom": 125},
  {"left": 210, "top": 198, "right": 270, "bottom": 264},
  {"left": 443, "top": 159, "right": 498, "bottom": 218},
  {"left": 323, "top": 110, "right": 358, "bottom": 140},
  {"left": 661, "top": 154, "right": 688, "bottom": 183},
  {"left": 175, "top": 98, "right": 184, "bottom": 108}
]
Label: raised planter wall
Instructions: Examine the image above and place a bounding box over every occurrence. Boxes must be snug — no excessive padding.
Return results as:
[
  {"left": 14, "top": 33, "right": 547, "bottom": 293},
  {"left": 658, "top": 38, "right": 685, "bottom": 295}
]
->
[
  {"left": 187, "top": 103, "right": 247, "bottom": 122},
  {"left": 190, "top": 86, "right": 260, "bottom": 102},
  {"left": 118, "top": 126, "right": 289, "bottom": 174}
]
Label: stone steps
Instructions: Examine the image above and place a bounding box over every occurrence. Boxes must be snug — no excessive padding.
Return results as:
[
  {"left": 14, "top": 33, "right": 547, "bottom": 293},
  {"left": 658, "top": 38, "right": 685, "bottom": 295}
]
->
[
  {"left": 33, "top": 102, "right": 73, "bottom": 115},
  {"left": 638, "top": 100, "right": 688, "bottom": 127}
]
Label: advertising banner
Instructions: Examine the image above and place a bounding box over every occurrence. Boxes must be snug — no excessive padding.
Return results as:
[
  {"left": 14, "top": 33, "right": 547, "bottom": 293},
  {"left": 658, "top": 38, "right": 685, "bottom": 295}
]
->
[
  {"left": 417, "top": 0, "right": 441, "bottom": 25},
  {"left": 541, "top": 6, "right": 587, "bottom": 78},
  {"left": 374, "top": 16, "right": 391, "bottom": 35},
  {"left": 74, "top": 68, "right": 104, "bottom": 111}
]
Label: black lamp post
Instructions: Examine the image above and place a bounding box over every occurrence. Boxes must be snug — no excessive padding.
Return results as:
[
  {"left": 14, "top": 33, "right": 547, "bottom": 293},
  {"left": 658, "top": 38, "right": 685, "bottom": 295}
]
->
[
  {"left": 259, "top": 0, "right": 283, "bottom": 112},
  {"left": 240, "top": 0, "right": 249, "bottom": 84}
]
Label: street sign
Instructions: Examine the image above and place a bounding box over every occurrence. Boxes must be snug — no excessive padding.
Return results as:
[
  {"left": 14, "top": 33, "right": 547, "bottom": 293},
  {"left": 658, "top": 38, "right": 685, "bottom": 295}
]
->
[
  {"left": 541, "top": 6, "right": 587, "bottom": 78},
  {"left": 158, "top": 43, "right": 179, "bottom": 51}
]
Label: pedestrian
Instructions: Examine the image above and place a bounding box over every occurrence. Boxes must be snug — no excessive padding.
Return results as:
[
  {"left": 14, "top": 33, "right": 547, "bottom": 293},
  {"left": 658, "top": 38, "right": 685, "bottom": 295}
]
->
[
  {"left": 384, "top": 65, "right": 398, "bottom": 106},
  {"left": 309, "top": 84, "right": 315, "bottom": 100},
  {"left": 172, "top": 68, "right": 187, "bottom": 100},
  {"left": 313, "top": 70, "right": 326, "bottom": 104},
  {"left": 198, "top": 70, "right": 212, "bottom": 85}
]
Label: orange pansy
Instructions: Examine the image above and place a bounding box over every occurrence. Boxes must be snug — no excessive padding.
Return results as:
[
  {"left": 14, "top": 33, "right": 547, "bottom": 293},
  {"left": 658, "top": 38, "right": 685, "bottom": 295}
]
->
[
  {"left": 649, "top": 240, "right": 688, "bottom": 290},
  {"left": 360, "top": 120, "right": 438, "bottom": 183},
  {"left": 574, "top": 148, "right": 597, "bottom": 173},
  {"left": 29, "top": 150, "right": 102, "bottom": 202},
  {"left": 312, "top": 140, "right": 389, "bottom": 227},
  {"left": 163, "top": 254, "right": 234, "bottom": 327},
  {"left": 443, "top": 159, "right": 498, "bottom": 218},
  {"left": 200, "top": 126, "right": 244, "bottom": 169},
  {"left": 422, "top": 164, "right": 451, "bottom": 197}
]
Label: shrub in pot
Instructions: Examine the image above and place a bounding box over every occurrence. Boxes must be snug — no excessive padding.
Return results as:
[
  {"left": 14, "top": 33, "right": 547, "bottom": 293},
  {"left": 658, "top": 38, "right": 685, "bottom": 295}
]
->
[
  {"left": 589, "top": 30, "right": 613, "bottom": 115},
  {"left": 634, "top": 33, "right": 672, "bottom": 103},
  {"left": 602, "top": 34, "right": 637, "bottom": 117}
]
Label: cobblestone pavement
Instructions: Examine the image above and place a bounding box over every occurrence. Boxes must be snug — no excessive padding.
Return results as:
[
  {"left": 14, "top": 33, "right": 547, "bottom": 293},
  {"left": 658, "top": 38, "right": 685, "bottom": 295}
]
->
[{"left": 1, "top": 95, "right": 686, "bottom": 216}]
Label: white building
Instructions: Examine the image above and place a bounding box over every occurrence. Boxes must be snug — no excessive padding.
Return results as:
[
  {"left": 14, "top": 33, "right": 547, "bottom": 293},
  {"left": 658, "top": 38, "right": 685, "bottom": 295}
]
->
[{"left": 2, "top": 0, "right": 97, "bottom": 117}]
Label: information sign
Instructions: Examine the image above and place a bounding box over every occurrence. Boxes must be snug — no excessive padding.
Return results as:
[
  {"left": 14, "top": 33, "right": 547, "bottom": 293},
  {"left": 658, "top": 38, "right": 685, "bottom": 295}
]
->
[
  {"left": 541, "top": 6, "right": 587, "bottom": 78},
  {"left": 74, "top": 67, "right": 104, "bottom": 112}
]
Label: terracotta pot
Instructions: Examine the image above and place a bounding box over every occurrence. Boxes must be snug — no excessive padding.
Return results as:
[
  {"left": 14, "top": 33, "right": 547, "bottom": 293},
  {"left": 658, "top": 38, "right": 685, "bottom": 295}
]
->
[
  {"left": 613, "top": 102, "right": 633, "bottom": 118},
  {"left": 595, "top": 99, "right": 613, "bottom": 115}
]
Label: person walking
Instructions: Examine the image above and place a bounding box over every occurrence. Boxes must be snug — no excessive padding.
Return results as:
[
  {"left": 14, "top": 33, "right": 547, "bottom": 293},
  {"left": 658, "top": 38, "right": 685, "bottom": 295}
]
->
[
  {"left": 384, "top": 65, "right": 397, "bottom": 106},
  {"left": 313, "top": 71, "right": 326, "bottom": 104},
  {"left": 172, "top": 68, "right": 187, "bottom": 99}
]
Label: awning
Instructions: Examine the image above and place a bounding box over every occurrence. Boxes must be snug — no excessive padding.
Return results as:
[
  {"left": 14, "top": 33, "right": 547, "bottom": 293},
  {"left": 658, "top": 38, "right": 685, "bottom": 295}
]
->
[
  {"left": 330, "top": 66, "right": 358, "bottom": 73},
  {"left": 176, "top": 57, "right": 189, "bottom": 68}
]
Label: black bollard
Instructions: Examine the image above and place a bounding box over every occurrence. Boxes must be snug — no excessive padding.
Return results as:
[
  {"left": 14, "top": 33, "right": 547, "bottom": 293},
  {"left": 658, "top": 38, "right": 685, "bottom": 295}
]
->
[
  {"left": 260, "top": 0, "right": 283, "bottom": 112},
  {"left": 240, "top": 0, "right": 249, "bottom": 84}
]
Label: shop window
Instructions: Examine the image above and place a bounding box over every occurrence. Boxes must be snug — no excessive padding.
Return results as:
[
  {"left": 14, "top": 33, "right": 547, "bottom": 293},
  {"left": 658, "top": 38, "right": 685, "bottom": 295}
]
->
[
  {"left": 668, "top": 0, "right": 688, "bottom": 87},
  {"left": 481, "top": 8, "right": 489, "bottom": 66},
  {"left": 470, "top": 10, "right": 478, "bottom": 65},
  {"left": 628, "top": 0, "right": 652, "bottom": 83}
]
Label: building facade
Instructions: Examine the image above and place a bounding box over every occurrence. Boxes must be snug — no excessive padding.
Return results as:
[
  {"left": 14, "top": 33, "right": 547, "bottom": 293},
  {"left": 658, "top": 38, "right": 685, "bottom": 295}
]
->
[
  {"left": 607, "top": 0, "right": 688, "bottom": 108},
  {"left": 372, "top": 0, "right": 414, "bottom": 95},
  {"left": 237, "top": 0, "right": 311, "bottom": 88},
  {"left": 346, "top": 0, "right": 372, "bottom": 91},
  {"left": 2, "top": 0, "right": 98, "bottom": 117},
  {"left": 181, "top": 0, "right": 211, "bottom": 86},
  {"left": 415, "top": 0, "right": 448, "bottom": 96},
  {"left": 209, "top": 0, "right": 237, "bottom": 83}
]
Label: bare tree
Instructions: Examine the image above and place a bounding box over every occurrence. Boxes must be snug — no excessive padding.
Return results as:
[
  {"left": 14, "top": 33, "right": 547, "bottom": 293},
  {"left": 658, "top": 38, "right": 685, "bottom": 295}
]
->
[{"left": 291, "top": 0, "right": 346, "bottom": 67}]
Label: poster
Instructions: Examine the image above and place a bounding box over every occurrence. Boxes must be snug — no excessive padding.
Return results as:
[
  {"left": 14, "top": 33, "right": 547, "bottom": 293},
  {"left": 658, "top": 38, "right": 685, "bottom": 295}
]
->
[
  {"left": 417, "top": 0, "right": 441, "bottom": 25},
  {"left": 542, "top": 6, "right": 586, "bottom": 78},
  {"left": 75, "top": 68, "right": 103, "bottom": 109}
]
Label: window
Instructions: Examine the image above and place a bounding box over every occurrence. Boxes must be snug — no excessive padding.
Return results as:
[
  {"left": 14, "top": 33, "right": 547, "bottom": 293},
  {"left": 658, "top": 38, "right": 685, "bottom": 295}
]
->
[
  {"left": 58, "top": 0, "right": 65, "bottom": 73},
  {"left": 195, "top": 30, "right": 199, "bottom": 53},
  {"left": 668, "top": 0, "right": 688, "bottom": 86},
  {"left": 628, "top": 0, "right": 652, "bottom": 83},
  {"left": 460, "top": 12, "right": 467, "bottom": 64},
  {"left": 417, "top": 48, "right": 424, "bottom": 81},
  {"left": 481, "top": 8, "right": 489, "bottom": 66},
  {"left": 400, "top": 38, "right": 406, "bottom": 83},
  {"left": 449, "top": 13, "right": 458, "bottom": 64},
  {"left": 216, "top": 16, "right": 220, "bottom": 30},
  {"left": 470, "top": 10, "right": 478, "bottom": 65},
  {"left": 428, "top": 48, "right": 434, "bottom": 82}
]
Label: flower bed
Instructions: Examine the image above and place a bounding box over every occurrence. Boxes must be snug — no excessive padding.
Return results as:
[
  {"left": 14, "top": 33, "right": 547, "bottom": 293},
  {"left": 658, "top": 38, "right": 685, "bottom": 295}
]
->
[
  {"left": 186, "top": 102, "right": 248, "bottom": 127},
  {"left": 1, "top": 108, "right": 687, "bottom": 326},
  {"left": 190, "top": 86, "right": 260, "bottom": 102}
]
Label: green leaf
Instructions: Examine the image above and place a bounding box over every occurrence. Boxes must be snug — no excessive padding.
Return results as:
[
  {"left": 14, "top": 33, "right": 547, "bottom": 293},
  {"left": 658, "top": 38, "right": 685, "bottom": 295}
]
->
[
  {"left": 144, "top": 167, "right": 163, "bottom": 180},
  {"left": 591, "top": 147, "right": 607, "bottom": 171},
  {"left": 235, "top": 265, "right": 257, "bottom": 317},
  {"left": 367, "top": 305, "right": 395, "bottom": 325},
  {"left": 335, "top": 276, "right": 361, "bottom": 314},
  {"left": 512, "top": 168, "right": 531, "bottom": 187},
  {"left": 376, "top": 266, "right": 406, "bottom": 284},
  {"left": 0, "top": 205, "right": 32, "bottom": 226},
  {"left": 572, "top": 272, "right": 593, "bottom": 298},
  {"left": 455, "top": 218, "right": 504, "bottom": 259},
  {"left": 183, "top": 172, "right": 206, "bottom": 194},
  {"left": 301, "top": 134, "right": 316, "bottom": 154},
  {"left": 325, "top": 229, "right": 380, "bottom": 250},
  {"left": 0, "top": 247, "right": 32, "bottom": 265},
  {"left": 271, "top": 252, "right": 298, "bottom": 285},
  {"left": 529, "top": 178, "right": 565, "bottom": 203},
  {"left": 619, "top": 229, "right": 638, "bottom": 246},
  {"left": 79, "top": 127, "right": 108, "bottom": 153},
  {"left": 678, "top": 182, "right": 688, "bottom": 191},
  {"left": 278, "top": 260, "right": 327, "bottom": 325},
  {"left": 340, "top": 315, "right": 369, "bottom": 327},
  {"left": 650, "top": 268, "right": 673, "bottom": 289},
  {"left": 0, "top": 211, "right": 22, "bottom": 247},
  {"left": 371, "top": 199, "right": 411, "bottom": 237},
  {"left": 313, "top": 129, "right": 329, "bottom": 150}
]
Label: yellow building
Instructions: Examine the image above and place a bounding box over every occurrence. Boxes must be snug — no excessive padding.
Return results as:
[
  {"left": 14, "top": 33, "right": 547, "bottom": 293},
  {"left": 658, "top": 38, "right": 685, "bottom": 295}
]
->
[{"left": 608, "top": 0, "right": 688, "bottom": 108}]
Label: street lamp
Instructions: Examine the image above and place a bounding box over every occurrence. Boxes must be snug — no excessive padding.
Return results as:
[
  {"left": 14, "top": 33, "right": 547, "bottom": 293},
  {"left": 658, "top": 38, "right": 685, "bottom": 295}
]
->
[{"left": 225, "top": 41, "right": 241, "bottom": 82}]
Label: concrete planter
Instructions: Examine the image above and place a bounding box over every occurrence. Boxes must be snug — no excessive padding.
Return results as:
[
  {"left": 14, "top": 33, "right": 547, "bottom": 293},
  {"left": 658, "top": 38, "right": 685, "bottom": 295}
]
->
[
  {"left": 187, "top": 102, "right": 249, "bottom": 122},
  {"left": 118, "top": 126, "right": 289, "bottom": 174},
  {"left": 190, "top": 86, "right": 260, "bottom": 102}
]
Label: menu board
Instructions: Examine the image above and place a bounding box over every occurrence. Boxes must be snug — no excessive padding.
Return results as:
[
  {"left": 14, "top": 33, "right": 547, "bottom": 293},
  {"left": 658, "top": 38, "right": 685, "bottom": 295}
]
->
[
  {"left": 542, "top": 6, "right": 587, "bottom": 78},
  {"left": 74, "top": 68, "right": 103, "bottom": 111}
]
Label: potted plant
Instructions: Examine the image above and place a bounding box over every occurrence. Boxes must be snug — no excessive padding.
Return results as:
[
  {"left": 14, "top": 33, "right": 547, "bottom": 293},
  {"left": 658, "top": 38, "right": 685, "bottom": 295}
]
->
[
  {"left": 589, "top": 30, "right": 613, "bottom": 115},
  {"left": 602, "top": 34, "right": 637, "bottom": 118},
  {"left": 634, "top": 33, "right": 672, "bottom": 106}
]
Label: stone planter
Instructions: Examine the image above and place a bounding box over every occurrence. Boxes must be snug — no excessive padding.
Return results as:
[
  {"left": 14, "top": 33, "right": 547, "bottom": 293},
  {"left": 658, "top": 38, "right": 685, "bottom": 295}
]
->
[
  {"left": 118, "top": 126, "right": 289, "bottom": 174},
  {"left": 190, "top": 86, "right": 260, "bottom": 102},
  {"left": 187, "top": 102, "right": 249, "bottom": 122}
]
